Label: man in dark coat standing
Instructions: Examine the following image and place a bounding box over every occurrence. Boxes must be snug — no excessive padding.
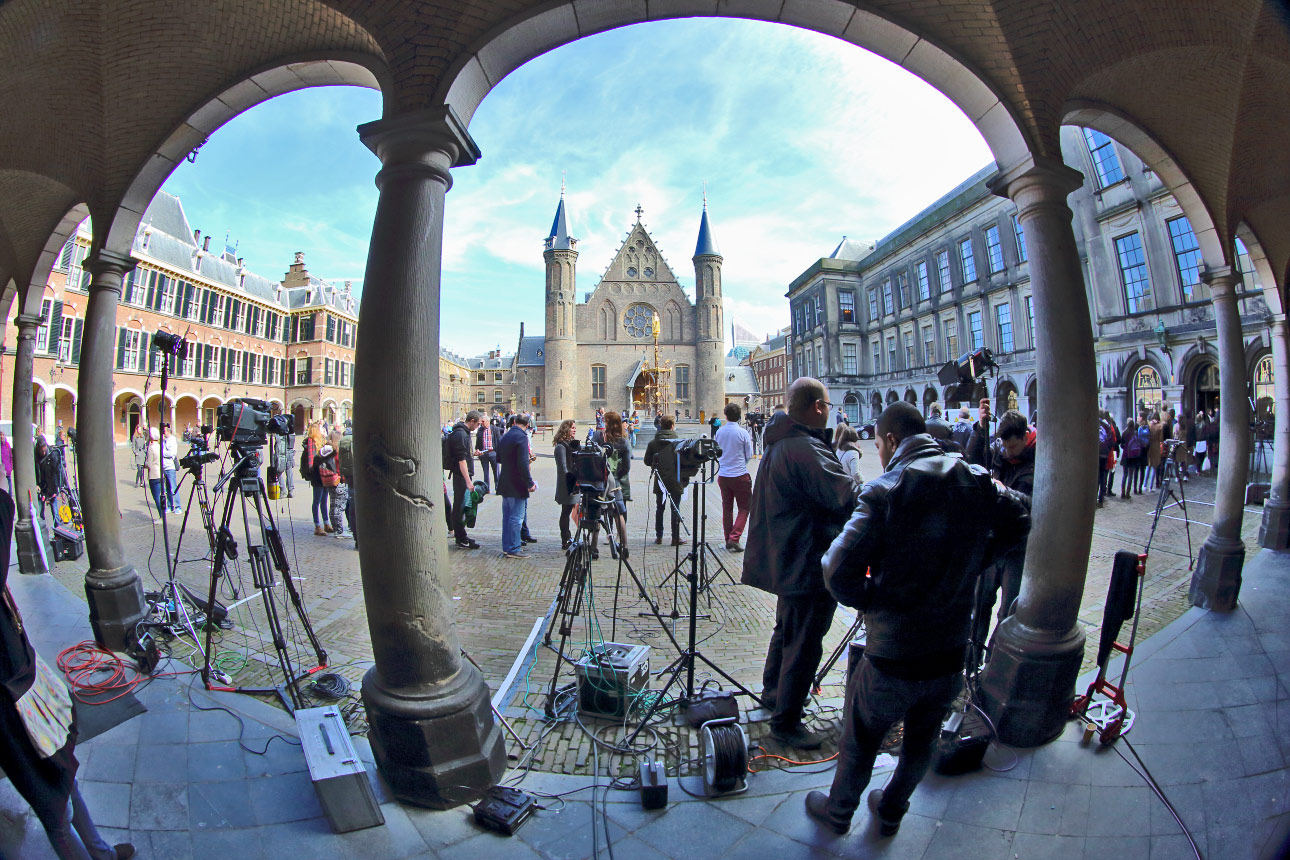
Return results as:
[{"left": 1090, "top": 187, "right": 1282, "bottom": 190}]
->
[
  {"left": 742, "top": 377, "right": 856, "bottom": 749},
  {"left": 804, "top": 402, "right": 1030, "bottom": 836},
  {"left": 447, "top": 411, "right": 480, "bottom": 549},
  {"left": 496, "top": 413, "right": 534, "bottom": 559}
]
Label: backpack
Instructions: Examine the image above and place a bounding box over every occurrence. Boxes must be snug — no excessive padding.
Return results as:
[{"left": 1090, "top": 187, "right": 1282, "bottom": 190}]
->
[
  {"left": 338, "top": 435, "right": 354, "bottom": 481},
  {"left": 318, "top": 455, "right": 339, "bottom": 488},
  {"left": 1098, "top": 422, "right": 1113, "bottom": 457},
  {"left": 442, "top": 429, "right": 455, "bottom": 470},
  {"left": 1123, "top": 428, "right": 1144, "bottom": 458},
  {"left": 299, "top": 440, "right": 313, "bottom": 481}
]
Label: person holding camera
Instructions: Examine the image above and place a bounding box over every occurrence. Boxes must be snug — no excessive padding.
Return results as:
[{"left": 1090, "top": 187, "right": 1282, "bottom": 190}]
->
[
  {"left": 590, "top": 411, "right": 631, "bottom": 560},
  {"left": 804, "top": 401, "right": 1030, "bottom": 836},
  {"left": 643, "top": 414, "right": 684, "bottom": 546},
  {"left": 743, "top": 378, "right": 856, "bottom": 750}
]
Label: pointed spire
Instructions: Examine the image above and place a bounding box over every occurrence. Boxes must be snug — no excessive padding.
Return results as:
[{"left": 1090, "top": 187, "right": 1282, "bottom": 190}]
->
[
  {"left": 694, "top": 195, "right": 719, "bottom": 258},
  {"left": 546, "top": 192, "right": 573, "bottom": 250}
]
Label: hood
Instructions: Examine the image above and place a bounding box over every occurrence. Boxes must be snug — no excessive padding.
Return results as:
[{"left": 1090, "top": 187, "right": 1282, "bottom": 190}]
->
[
  {"left": 762, "top": 411, "right": 828, "bottom": 447},
  {"left": 320, "top": 444, "right": 334, "bottom": 457},
  {"left": 452, "top": 420, "right": 469, "bottom": 432},
  {"left": 654, "top": 429, "right": 679, "bottom": 439}
]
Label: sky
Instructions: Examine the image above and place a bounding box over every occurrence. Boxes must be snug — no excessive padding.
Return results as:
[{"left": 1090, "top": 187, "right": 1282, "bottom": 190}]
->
[{"left": 159, "top": 18, "right": 993, "bottom": 357}]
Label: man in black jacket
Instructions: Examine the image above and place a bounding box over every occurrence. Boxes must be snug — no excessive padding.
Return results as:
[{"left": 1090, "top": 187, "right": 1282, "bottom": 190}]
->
[
  {"left": 965, "top": 398, "right": 993, "bottom": 466},
  {"left": 447, "top": 411, "right": 480, "bottom": 549},
  {"left": 743, "top": 378, "right": 856, "bottom": 750},
  {"left": 497, "top": 414, "right": 535, "bottom": 559},
  {"left": 642, "top": 415, "right": 683, "bottom": 545},
  {"left": 804, "top": 401, "right": 1030, "bottom": 836}
]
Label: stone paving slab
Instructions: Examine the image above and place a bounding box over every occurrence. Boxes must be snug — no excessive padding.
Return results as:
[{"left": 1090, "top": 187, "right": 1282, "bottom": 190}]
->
[{"left": 34, "top": 441, "right": 1262, "bottom": 781}]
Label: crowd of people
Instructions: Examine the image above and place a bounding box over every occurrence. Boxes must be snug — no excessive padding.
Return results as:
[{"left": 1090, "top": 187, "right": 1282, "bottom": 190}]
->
[{"left": 1097, "top": 403, "right": 1218, "bottom": 507}]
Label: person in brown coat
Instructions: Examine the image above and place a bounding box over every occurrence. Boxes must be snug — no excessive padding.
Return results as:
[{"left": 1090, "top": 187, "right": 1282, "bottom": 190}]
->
[{"left": 1146, "top": 412, "right": 1164, "bottom": 490}]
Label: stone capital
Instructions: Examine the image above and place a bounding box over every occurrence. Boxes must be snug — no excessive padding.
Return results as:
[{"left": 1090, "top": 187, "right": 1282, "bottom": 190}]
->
[
  {"left": 987, "top": 155, "right": 1085, "bottom": 205},
  {"left": 358, "top": 106, "right": 481, "bottom": 176},
  {"left": 1202, "top": 265, "right": 1240, "bottom": 301},
  {"left": 14, "top": 313, "right": 41, "bottom": 336},
  {"left": 83, "top": 249, "right": 136, "bottom": 284}
]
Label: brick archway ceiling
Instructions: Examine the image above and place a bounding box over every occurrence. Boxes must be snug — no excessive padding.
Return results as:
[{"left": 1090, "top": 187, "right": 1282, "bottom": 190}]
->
[{"left": 0, "top": 0, "right": 1287, "bottom": 295}]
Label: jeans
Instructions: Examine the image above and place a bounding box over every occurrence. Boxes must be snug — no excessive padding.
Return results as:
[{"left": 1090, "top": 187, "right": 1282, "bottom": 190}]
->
[
  {"left": 43, "top": 781, "right": 116, "bottom": 860},
  {"left": 164, "top": 468, "right": 178, "bottom": 510},
  {"left": 1097, "top": 456, "right": 1108, "bottom": 504},
  {"left": 653, "top": 488, "right": 681, "bottom": 541},
  {"left": 718, "top": 473, "right": 752, "bottom": 543},
  {"left": 824, "top": 658, "right": 962, "bottom": 826},
  {"left": 502, "top": 495, "right": 528, "bottom": 554},
  {"left": 311, "top": 483, "right": 331, "bottom": 527},
  {"left": 478, "top": 451, "right": 498, "bottom": 492},
  {"left": 761, "top": 592, "right": 837, "bottom": 731},
  {"left": 149, "top": 478, "right": 166, "bottom": 517}
]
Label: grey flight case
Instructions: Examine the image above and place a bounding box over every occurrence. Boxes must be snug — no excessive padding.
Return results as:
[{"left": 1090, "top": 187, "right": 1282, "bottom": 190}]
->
[{"left": 295, "top": 705, "right": 385, "bottom": 833}]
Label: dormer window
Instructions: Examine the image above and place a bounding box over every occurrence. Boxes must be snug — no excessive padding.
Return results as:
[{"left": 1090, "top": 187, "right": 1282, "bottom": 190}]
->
[{"left": 141, "top": 226, "right": 152, "bottom": 251}]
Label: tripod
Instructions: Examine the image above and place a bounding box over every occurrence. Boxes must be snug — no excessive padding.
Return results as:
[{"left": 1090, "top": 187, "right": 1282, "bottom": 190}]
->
[
  {"left": 200, "top": 442, "right": 327, "bottom": 711},
  {"left": 1145, "top": 442, "right": 1194, "bottom": 569},
  {"left": 653, "top": 461, "right": 735, "bottom": 615},
  {"left": 543, "top": 491, "right": 685, "bottom": 718},
  {"left": 624, "top": 467, "right": 766, "bottom": 747},
  {"left": 171, "top": 460, "right": 220, "bottom": 568}
]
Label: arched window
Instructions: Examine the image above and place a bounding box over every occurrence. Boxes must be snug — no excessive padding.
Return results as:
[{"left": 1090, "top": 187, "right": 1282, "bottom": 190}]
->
[
  {"left": 1133, "top": 365, "right": 1162, "bottom": 413},
  {"left": 843, "top": 394, "right": 860, "bottom": 425},
  {"left": 1254, "top": 354, "right": 1275, "bottom": 415}
]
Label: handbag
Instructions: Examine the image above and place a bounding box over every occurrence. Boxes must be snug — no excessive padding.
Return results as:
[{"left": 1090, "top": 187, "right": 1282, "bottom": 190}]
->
[{"left": 14, "top": 651, "right": 74, "bottom": 758}]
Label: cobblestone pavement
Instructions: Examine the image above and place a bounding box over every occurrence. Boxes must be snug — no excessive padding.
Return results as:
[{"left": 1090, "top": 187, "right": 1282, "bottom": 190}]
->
[{"left": 43, "top": 440, "right": 1262, "bottom": 779}]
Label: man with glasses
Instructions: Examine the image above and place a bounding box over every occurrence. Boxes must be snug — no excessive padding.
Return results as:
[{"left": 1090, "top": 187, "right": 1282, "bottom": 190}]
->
[{"left": 742, "top": 377, "right": 856, "bottom": 749}]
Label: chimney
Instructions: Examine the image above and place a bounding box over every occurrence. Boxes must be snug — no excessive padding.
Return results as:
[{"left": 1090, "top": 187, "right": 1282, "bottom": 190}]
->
[
  {"left": 203, "top": 235, "right": 212, "bottom": 252},
  {"left": 193, "top": 229, "right": 201, "bottom": 245}
]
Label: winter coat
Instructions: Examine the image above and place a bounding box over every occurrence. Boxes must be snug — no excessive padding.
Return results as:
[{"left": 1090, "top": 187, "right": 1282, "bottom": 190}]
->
[
  {"left": 838, "top": 446, "right": 864, "bottom": 490},
  {"left": 446, "top": 421, "right": 474, "bottom": 482},
  {"left": 925, "top": 416, "right": 953, "bottom": 442},
  {"left": 965, "top": 419, "right": 992, "bottom": 467},
  {"left": 741, "top": 412, "right": 856, "bottom": 598},
  {"left": 991, "top": 430, "right": 1037, "bottom": 497},
  {"left": 643, "top": 429, "right": 682, "bottom": 497},
  {"left": 34, "top": 448, "right": 60, "bottom": 498},
  {"left": 131, "top": 433, "right": 147, "bottom": 467},
  {"left": 822, "top": 434, "right": 1030, "bottom": 672},
  {"left": 1147, "top": 421, "right": 1164, "bottom": 468},
  {"left": 496, "top": 426, "right": 533, "bottom": 499},
  {"left": 553, "top": 439, "right": 580, "bottom": 506}
]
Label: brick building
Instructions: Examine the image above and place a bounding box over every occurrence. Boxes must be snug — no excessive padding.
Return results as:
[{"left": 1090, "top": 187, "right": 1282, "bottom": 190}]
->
[
  {"left": 747, "top": 329, "right": 789, "bottom": 411},
  {"left": 2, "top": 192, "right": 358, "bottom": 442}
]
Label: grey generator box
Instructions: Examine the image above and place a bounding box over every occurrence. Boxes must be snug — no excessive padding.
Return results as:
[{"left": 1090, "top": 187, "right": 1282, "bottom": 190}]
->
[
  {"left": 574, "top": 642, "right": 650, "bottom": 719},
  {"left": 295, "top": 706, "right": 385, "bottom": 833}
]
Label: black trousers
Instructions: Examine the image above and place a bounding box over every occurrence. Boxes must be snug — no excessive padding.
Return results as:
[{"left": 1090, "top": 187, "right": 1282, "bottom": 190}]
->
[
  {"left": 824, "top": 658, "right": 962, "bottom": 826},
  {"left": 451, "top": 473, "right": 470, "bottom": 543},
  {"left": 761, "top": 592, "right": 837, "bottom": 731},
  {"left": 653, "top": 488, "right": 681, "bottom": 540}
]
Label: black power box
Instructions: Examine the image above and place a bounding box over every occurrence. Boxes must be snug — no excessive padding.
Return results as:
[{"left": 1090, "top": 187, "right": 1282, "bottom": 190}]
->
[
  {"left": 934, "top": 707, "right": 991, "bottom": 775},
  {"left": 473, "top": 786, "right": 537, "bottom": 836}
]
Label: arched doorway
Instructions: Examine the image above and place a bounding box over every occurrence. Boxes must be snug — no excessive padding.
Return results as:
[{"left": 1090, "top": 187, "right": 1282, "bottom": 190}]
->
[
  {"left": 1025, "top": 379, "right": 1037, "bottom": 421},
  {"left": 944, "top": 386, "right": 961, "bottom": 411},
  {"left": 292, "top": 403, "right": 308, "bottom": 435},
  {"left": 1189, "top": 359, "right": 1219, "bottom": 416},
  {"left": 922, "top": 387, "right": 937, "bottom": 415},
  {"left": 842, "top": 393, "right": 860, "bottom": 425},
  {"left": 174, "top": 394, "right": 200, "bottom": 433},
  {"left": 1131, "top": 364, "right": 1163, "bottom": 416},
  {"left": 1253, "top": 354, "right": 1274, "bottom": 419},
  {"left": 885, "top": 390, "right": 898, "bottom": 406},
  {"left": 903, "top": 388, "right": 917, "bottom": 406},
  {"left": 994, "top": 380, "right": 1018, "bottom": 416},
  {"left": 631, "top": 370, "right": 657, "bottom": 412},
  {"left": 113, "top": 390, "right": 144, "bottom": 443},
  {"left": 870, "top": 393, "right": 882, "bottom": 419}
]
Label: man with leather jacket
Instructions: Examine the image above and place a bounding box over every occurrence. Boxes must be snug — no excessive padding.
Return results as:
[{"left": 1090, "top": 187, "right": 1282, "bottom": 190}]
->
[
  {"left": 743, "top": 378, "right": 856, "bottom": 750},
  {"left": 804, "top": 401, "right": 1030, "bottom": 836}
]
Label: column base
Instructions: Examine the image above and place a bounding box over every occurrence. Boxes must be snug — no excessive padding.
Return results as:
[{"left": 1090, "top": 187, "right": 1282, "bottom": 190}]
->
[
  {"left": 14, "top": 518, "right": 51, "bottom": 575},
  {"left": 362, "top": 661, "right": 505, "bottom": 809},
  {"left": 85, "top": 564, "right": 148, "bottom": 651},
  {"left": 977, "top": 617, "right": 1085, "bottom": 747},
  {"left": 1190, "top": 536, "right": 1245, "bottom": 611},
  {"left": 1259, "top": 500, "right": 1290, "bottom": 551}
]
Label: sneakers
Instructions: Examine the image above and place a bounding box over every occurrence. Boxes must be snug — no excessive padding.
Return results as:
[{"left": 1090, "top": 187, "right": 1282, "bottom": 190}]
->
[
  {"left": 804, "top": 791, "right": 849, "bottom": 835},
  {"left": 769, "top": 723, "right": 825, "bottom": 750},
  {"left": 725, "top": 541, "right": 743, "bottom": 552},
  {"left": 522, "top": 536, "right": 538, "bottom": 544},
  {"left": 502, "top": 550, "right": 530, "bottom": 559},
  {"left": 455, "top": 539, "right": 480, "bottom": 549},
  {"left": 868, "top": 789, "right": 905, "bottom": 837}
]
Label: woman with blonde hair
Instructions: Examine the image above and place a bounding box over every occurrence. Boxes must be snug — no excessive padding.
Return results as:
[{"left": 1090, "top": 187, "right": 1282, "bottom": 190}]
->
[
  {"left": 553, "top": 419, "right": 580, "bottom": 549},
  {"left": 304, "top": 421, "right": 330, "bottom": 535}
]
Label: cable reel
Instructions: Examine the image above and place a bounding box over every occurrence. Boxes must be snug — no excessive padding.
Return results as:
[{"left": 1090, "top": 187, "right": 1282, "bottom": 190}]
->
[{"left": 700, "top": 718, "right": 748, "bottom": 796}]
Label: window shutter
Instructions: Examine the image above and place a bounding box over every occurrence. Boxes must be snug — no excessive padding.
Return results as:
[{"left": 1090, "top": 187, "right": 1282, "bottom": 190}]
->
[
  {"left": 305, "top": 357, "right": 313, "bottom": 383},
  {"left": 46, "top": 301, "right": 63, "bottom": 355},
  {"left": 182, "top": 282, "right": 193, "bottom": 318},
  {"left": 71, "top": 318, "right": 84, "bottom": 364},
  {"left": 200, "top": 289, "right": 211, "bottom": 323},
  {"left": 288, "top": 358, "right": 295, "bottom": 384},
  {"left": 145, "top": 272, "right": 157, "bottom": 308},
  {"left": 116, "top": 328, "right": 126, "bottom": 369},
  {"left": 148, "top": 333, "right": 158, "bottom": 374},
  {"left": 222, "top": 300, "right": 233, "bottom": 330},
  {"left": 152, "top": 276, "right": 165, "bottom": 311},
  {"left": 58, "top": 240, "right": 73, "bottom": 270}
]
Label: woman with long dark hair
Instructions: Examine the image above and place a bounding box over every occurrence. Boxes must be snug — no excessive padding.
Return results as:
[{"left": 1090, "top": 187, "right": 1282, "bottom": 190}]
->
[
  {"left": 591, "top": 411, "right": 631, "bottom": 559},
  {"left": 553, "top": 419, "right": 580, "bottom": 550}
]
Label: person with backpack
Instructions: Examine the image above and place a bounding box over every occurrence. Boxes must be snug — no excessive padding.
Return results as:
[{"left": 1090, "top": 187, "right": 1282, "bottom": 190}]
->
[
  {"left": 1119, "top": 414, "right": 1148, "bottom": 497},
  {"left": 302, "top": 422, "right": 330, "bottom": 535},
  {"left": 338, "top": 426, "right": 356, "bottom": 548},
  {"left": 1097, "top": 410, "right": 1118, "bottom": 507}
]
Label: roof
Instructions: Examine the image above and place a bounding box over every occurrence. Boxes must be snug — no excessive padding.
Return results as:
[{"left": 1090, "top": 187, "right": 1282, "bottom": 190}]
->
[
  {"left": 863, "top": 163, "right": 998, "bottom": 267},
  {"left": 723, "top": 362, "right": 758, "bottom": 395},
  {"left": 545, "top": 196, "right": 573, "bottom": 250},
  {"left": 516, "top": 336, "right": 545, "bottom": 367},
  {"left": 694, "top": 205, "right": 719, "bottom": 257},
  {"left": 761, "top": 334, "right": 787, "bottom": 352},
  {"left": 468, "top": 354, "right": 513, "bottom": 370},
  {"left": 828, "top": 236, "right": 876, "bottom": 261},
  {"left": 727, "top": 345, "right": 751, "bottom": 361}
]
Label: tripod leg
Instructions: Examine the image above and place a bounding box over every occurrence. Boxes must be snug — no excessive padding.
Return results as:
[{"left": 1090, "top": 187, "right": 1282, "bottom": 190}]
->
[
  {"left": 254, "top": 485, "right": 327, "bottom": 668},
  {"left": 202, "top": 482, "right": 242, "bottom": 688}
]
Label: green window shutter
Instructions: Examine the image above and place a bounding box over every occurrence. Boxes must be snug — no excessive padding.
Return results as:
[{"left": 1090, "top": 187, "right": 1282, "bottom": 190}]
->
[
  {"left": 181, "top": 282, "right": 194, "bottom": 318},
  {"left": 223, "top": 300, "right": 233, "bottom": 330},
  {"left": 116, "top": 328, "right": 126, "bottom": 369},
  {"left": 46, "top": 301, "right": 62, "bottom": 355},
  {"left": 70, "top": 318, "right": 84, "bottom": 364},
  {"left": 145, "top": 272, "right": 156, "bottom": 307}
]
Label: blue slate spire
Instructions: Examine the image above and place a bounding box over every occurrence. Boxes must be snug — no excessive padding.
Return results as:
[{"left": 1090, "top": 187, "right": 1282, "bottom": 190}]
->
[
  {"left": 546, "top": 188, "right": 573, "bottom": 250},
  {"left": 694, "top": 197, "right": 719, "bottom": 258}
]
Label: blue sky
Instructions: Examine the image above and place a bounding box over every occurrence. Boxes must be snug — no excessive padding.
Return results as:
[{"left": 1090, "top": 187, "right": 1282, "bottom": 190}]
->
[{"left": 161, "top": 18, "right": 992, "bottom": 357}]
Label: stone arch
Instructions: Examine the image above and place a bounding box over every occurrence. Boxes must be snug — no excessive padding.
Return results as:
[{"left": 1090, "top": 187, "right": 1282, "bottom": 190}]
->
[
  {"left": 113, "top": 389, "right": 144, "bottom": 442},
  {"left": 174, "top": 392, "right": 201, "bottom": 431},
  {"left": 664, "top": 300, "right": 682, "bottom": 342},
  {"left": 903, "top": 387, "right": 917, "bottom": 405},
  {"left": 885, "top": 389, "right": 898, "bottom": 405},
  {"left": 994, "top": 375, "right": 1019, "bottom": 415},
  {"left": 870, "top": 392, "right": 883, "bottom": 419},
  {"left": 0, "top": 181, "right": 87, "bottom": 319},
  {"left": 1234, "top": 222, "right": 1284, "bottom": 315},
  {"left": 922, "top": 386, "right": 938, "bottom": 413},
  {"left": 439, "top": 5, "right": 1030, "bottom": 168},
  {"left": 599, "top": 299, "right": 617, "bottom": 341}
]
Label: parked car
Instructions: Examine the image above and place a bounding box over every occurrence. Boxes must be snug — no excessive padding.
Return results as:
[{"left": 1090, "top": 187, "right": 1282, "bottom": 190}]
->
[{"left": 858, "top": 421, "right": 876, "bottom": 440}]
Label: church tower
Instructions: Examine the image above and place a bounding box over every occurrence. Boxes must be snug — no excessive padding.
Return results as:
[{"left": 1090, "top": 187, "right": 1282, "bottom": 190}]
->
[
  {"left": 693, "top": 198, "right": 725, "bottom": 422},
  {"left": 543, "top": 190, "right": 578, "bottom": 421}
]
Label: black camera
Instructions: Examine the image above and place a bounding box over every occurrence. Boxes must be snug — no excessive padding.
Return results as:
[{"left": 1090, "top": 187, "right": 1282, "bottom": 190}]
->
[
  {"left": 152, "top": 330, "right": 187, "bottom": 361},
  {"left": 180, "top": 425, "right": 219, "bottom": 471},
  {"left": 216, "top": 399, "right": 291, "bottom": 447},
  {"left": 654, "top": 437, "right": 723, "bottom": 494}
]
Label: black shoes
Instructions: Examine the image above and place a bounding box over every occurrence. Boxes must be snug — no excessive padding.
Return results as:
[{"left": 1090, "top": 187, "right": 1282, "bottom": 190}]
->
[
  {"left": 804, "top": 791, "right": 849, "bottom": 834},
  {"left": 770, "top": 723, "right": 825, "bottom": 750},
  {"left": 455, "top": 539, "right": 480, "bottom": 549},
  {"left": 655, "top": 535, "right": 663, "bottom": 544},
  {"left": 868, "top": 789, "right": 905, "bottom": 837},
  {"left": 670, "top": 537, "right": 686, "bottom": 546},
  {"left": 522, "top": 536, "right": 537, "bottom": 544},
  {"left": 114, "top": 845, "right": 137, "bottom": 860}
]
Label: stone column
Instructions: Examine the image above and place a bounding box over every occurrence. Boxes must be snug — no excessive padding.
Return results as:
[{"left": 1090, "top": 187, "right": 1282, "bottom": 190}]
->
[
  {"left": 1259, "top": 317, "right": 1290, "bottom": 550},
  {"left": 352, "top": 106, "right": 504, "bottom": 808},
  {"left": 80, "top": 251, "right": 148, "bottom": 649},
  {"left": 1191, "top": 269, "right": 1250, "bottom": 609},
  {"left": 978, "top": 159, "right": 1091, "bottom": 746},
  {"left": 12, "top": 314, "right": 50, "bottom": 574}
]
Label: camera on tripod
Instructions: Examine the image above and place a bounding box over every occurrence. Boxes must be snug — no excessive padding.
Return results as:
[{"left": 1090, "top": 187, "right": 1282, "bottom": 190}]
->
[
  {"left": 216, "top": 398, "right": 291, "bottom": 448},
  {"left": 179, "top": 425, "right": 219, "bottom": 472}
]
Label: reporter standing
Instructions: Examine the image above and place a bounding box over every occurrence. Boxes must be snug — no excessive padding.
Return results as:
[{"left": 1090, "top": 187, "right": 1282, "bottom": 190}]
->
[
  {"left": 714, "top": 402, "right": 753, "bottom": 552},
  {"left": 552, "top": 420, "right": 580, "bottom": 550}
]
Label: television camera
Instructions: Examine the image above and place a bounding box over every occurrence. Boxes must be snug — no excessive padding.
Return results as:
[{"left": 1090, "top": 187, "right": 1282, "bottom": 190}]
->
[
  {"left": 179, "top": 424, "right": 219, "bottom": 472},
  {"left": 937, "top": 347, "right": 998, "bottom": 403},
  {"left": 216, "top": 399, "right": 291, "bottom": 449}
]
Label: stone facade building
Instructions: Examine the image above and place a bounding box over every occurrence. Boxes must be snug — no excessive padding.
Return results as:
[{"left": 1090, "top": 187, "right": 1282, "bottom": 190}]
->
[
  {"left": 747, "top": 330, "right": 789, "bottom": 411},
  {"left": 2, "top": 193, "right": 358, "bottom": 442},
  {"left": 438, "top": 348, "right": 472, "bottom": 423},
  {"left": 789, "top": 127, "right": 1273, "bottom": 430},
  {"left": 512, "top": 195, "right": 726, "bottom": 423}
]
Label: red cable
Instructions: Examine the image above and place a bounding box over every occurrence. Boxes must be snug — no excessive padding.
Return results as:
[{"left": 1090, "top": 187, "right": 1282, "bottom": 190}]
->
[{"left": 55, "top": 640, "right": 194, "bottom": 704}]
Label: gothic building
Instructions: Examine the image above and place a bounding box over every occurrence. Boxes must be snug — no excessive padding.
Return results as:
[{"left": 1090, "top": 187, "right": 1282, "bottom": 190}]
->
[{"left": 512, "top": 195, "right": 726, "bottom": 422}]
